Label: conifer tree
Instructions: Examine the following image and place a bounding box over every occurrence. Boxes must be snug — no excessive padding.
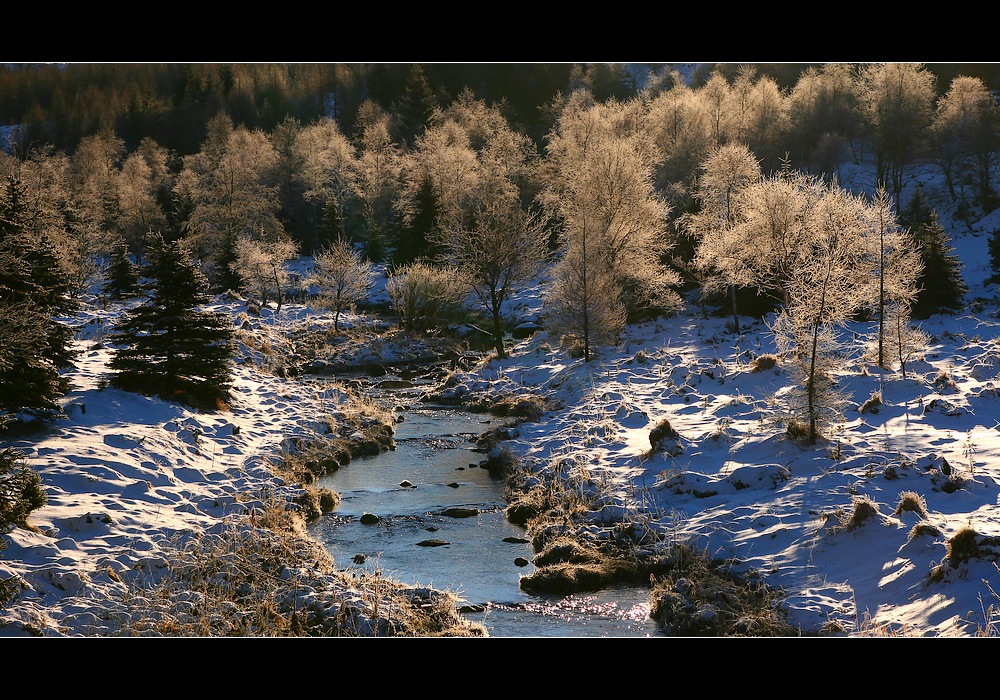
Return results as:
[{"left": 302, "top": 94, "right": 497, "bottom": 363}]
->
[
  {"left": 911, "top": 213, "right": 968, "bottom": 318},
  {"left": 393, "top": 174, "right": 439, "bottom": 266},
  {"left": 108, "top": 234, "right": 235, "bottom": 410},
  {"left": 899, "top": 188, "right": 968, "bottom": 318},
  {"left": 0, "top": 174, "right": 78, "bottom": 428},
  {"left": 986, "top": 227, "right": 1000, "bottom": 285},
  {"left": 102, "top": 238, "right": 141, "bottom": 300}
]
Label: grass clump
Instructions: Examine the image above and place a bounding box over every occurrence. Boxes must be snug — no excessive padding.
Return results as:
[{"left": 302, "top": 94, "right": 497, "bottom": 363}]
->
[
  {"left": 648, "top": 543, "right": 804, "bottom": 637},
  {"left": 894, "top": 491, "right": 928, "bottom": 518},
  {"left": 102, "top": 499, "right": 485, "bottom": 637}
]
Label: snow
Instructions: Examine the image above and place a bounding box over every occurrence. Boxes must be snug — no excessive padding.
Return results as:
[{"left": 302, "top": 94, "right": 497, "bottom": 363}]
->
[{"left": 5, "top": 158, "right": 1000, "bottom": 636}]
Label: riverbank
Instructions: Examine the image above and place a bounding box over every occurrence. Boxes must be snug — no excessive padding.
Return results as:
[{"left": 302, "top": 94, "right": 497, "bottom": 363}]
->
[{"left": 0, "top": 297, "right": 490, "bottom": 637}]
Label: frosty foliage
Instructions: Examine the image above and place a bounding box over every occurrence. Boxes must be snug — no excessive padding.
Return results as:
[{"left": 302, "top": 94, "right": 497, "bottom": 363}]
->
[
  {"left": 232, "top": 237, "right": 299, "bottom": 313},
  {"left": 307, "top": 238, "right": 376, "bottom": 332},
  {"left": 540, "top": 91, "right": 682, "bottom": 360}
]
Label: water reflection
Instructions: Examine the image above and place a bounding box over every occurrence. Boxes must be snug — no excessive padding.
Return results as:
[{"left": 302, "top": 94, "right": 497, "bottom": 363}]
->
[{"left": 308, "top": 393, "right": 663, "bottom": 637}]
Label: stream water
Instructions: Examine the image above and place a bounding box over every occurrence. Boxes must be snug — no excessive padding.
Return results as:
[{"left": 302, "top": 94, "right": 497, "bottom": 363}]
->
[{"left": 306, "top": 375, "right": 664, "bottom": 638}]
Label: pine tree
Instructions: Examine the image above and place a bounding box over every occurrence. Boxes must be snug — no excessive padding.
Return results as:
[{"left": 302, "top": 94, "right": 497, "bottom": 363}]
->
[
  {"left": 899, "top": 188, "right": 968, "bottom": 318},
  {"left": 0, "top": 446, "right": 46, "bottom": 532},
  {"left": 108, "top": 234, "right": 235, "bottom": 410},
  {"left": 986, "top": 228, "right": 1000, "bottom": 285},
  {"left": 911, "top": 212, "right": 968, "bottom": 319},
  {"left": 392, "top": 175, "right": 439, "bottom": 267},
  {"left": 102, "top": 238, "right": 141, "bottom": 300},
  {"left": 0, "top": 174, "right": 78, "bottom": 429}
]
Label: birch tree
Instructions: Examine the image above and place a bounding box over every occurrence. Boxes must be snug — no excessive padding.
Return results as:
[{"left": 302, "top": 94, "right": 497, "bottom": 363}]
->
[
  {"left": 931, "top": 75, "right": 1000, "bottom": 209},
  {"left": 291, "top": 117, "right": 358, "bottom": 253},
  {"left": 859, "top": 63, "right": 936, "bottom": 199},
  {"left": 437, "top": 184, "right": 548, "bottom": 358},
  {"left": 771, "top": 183, "right": 872, "bottom": 444},
  {"left": 350, "top": 109, "right": 402, "bottom": 262},
  {"left": 540, "top": 91, "right": 680, "bottom": 361},
  {"left": 308, "top": 237, "right": 376, "bottom": 333},
  {"left": 175, "top": 114, "right": 287, "bottom": 290},
  {"left": 414, "top": 93, "right": 547, "bottom": 358},
  {"left": 863, "top": 186, "right": 921, "bottom": 368},
  {"left": 231, "top": 237, "right": 299, "bottom": 313},
  {"left": 685, "top": 142, "right": 762, "bottom": 332}
]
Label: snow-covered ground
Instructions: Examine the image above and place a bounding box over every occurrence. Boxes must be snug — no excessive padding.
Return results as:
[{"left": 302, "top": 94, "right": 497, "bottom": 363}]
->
[{"left": 4, "top": 157, "right": 1000, "bottom": 636}]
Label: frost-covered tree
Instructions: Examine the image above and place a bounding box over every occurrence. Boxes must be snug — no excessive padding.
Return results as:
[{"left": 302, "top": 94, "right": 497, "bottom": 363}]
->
[
  {"left": 644, "top": 74, "right": 713, "bottom": 204},
  {"left": 931, "top": 75, "right": 1000, "bottom": 211},
  {"left": 102, "top": 237, "right": 141, "bottom": 300},
  {"left": 859, "top": 63, "right": 936, "bottom": 199},
  {"left": 771, "top": 183, "right": 872, "bottom": 445},
  {"left": 231, "top": 237, "right": 299, "bottom": 314},
  {"left": 0, "top": 174, "right": 78, "bottom": 429},
  {"left": 786, "top": 63, "right": 862, "bottom": 175},
  {"left": 437, "top": 185, "right": 549, "bottom": 358},
  {"left": 386, "top": 260, "right": 466, "bottom": 336},
  {"left": 68, "top": 129, "right": 125, "bottom": 276},
  {"left": 351, "top": 107, "right": 402, "bottom": 262},
  {"left": 174, "top": 113, "right": 286, "bottom": 290},
  {"left": 408, "top": 95, "right": 548, "bottom": 358},
  {"left": 685, "top": 142, "right": 763, "bottom": 332},
  {"left": 540, "top": 91, "right": 680, "bottom": 360},
  {"left": 882, "top": 301, "right": 929, "bottom": 380},
  {"left": 544, "top": 231, "right": 627, "bottom": 361},
  {"left": 725, "top": 65, "right": 789, "bottom": 171},
  {"left": 863, "top": 187, "right": 922, "bottom": 367},
  {"left": 108, "top": 234, "right": 235, "bottom": 410},
  {"left": 291, "top": 117, "right": 357, "bottom": 253},
  {"left": 116, "top": 150, "right": 168, "bottom": 257},
  {"left": 308, "top": 237, "right": 376, "bottom": 333}
]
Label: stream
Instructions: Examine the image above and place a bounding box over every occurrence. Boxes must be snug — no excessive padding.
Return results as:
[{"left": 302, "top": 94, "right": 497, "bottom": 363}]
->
[{"left": 306, "top": 372, "right": 664, "bottom": 637}]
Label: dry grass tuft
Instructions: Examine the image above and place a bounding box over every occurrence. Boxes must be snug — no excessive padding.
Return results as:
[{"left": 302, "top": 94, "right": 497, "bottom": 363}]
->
[{"left": 894, "top": 491, "right": 928, "bottom": 519}]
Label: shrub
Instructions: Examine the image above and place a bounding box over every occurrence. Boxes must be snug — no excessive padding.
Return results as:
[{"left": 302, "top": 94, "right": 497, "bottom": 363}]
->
[
  {"left": 750, "top": 353, "right": 778, "bottom": 373},
  {"left": 649, "top": 418, "right": 679, "bottom": 450},
  {"left": 385, "top": 261, "right": 466, "bottom": 335},
  {"left": 859, "top": 390, "right": 883, "bottom": 414},
  {"left": 0, "top": 447, "right": 46, "bottom": 532}
]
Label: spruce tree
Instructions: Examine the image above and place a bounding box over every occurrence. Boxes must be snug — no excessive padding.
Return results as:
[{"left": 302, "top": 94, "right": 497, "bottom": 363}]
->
[
  {"left": 911, "top": 213, "right": 968, "bottom": 319},
  {"left": 899, "top": 188, "right": 968, "bottom": 318},
  {"left": 393, "top": 175, "right": 439, "bottom": 267},
  {"left": 102, "top": 239, "right": 141, "bottom": 300},
  {"left": 108, "top": 234, "right": 235, "bottom": 410},
  {"left": 987, "top": 228, "right": 1000, "bottom": 286},
  {"left": 0, "top": 174, "right": 78, "bottom": 429}
]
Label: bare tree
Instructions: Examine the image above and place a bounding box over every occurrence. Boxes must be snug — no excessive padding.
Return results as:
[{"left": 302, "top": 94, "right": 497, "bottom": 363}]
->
[
  {"left": 308, "top": 237, "right": 376, "bottom": 333},
  {"left": 771, "top": 183, "right": 872, "bottom": 444},
  {"left": 932, "top": 75, "right": 1000, "bottom": 210},
  {"left": 684, "top": 142, "right": 762, "bottom": 332},
  {"left": 864, "top": 186, "right": 921, "bottom": 368},
  {"left": 231, "top": 237, "right": 299, "bottom": 313},
  {"left": 540, "top": 91, "right": 681, "bottom": 361}
]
